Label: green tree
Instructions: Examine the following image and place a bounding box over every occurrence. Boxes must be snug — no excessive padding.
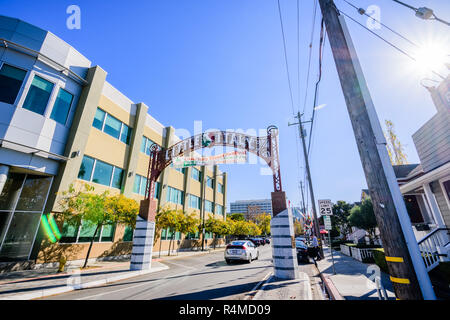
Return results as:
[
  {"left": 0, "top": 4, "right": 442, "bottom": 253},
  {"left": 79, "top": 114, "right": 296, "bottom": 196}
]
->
[
  {"left": 230, "top": 213, "right": 245, "bottom": 221},
  {"left": 156, "top": 206, "right": 184, "bottom": 256},
  {"left": 255, "top": 213, "right": 271, "bottom": 236},
  {"left": 384, "top": 120, "right": 408, "bottom": 165},
  {"left": 205, "top": 215, "right": 230, "bottom": 249},
  {"left": 331, "top": 201, "right": 353, "bottom": 240},
  {"left": 58, "top": 183, "right": 139, "bottom": 268},
  {"left": 348, "top": 198, "right": 378, "bottom": 244},
  {"left": 293, "top": 219, "right": 304, "bottom": 236}
]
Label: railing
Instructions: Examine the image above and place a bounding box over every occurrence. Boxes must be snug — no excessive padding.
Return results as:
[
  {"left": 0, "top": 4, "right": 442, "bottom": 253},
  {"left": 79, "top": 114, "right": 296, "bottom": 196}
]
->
[
  {"left": 417, "top": 228, "right": 450, "bottom": 272},
  {"left": 340, "top": 244, "right": 351, "bottom": 256}
]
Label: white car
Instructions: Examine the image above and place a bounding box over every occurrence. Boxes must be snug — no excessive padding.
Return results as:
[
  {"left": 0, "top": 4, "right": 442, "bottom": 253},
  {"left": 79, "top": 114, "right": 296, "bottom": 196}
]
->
[{"left": 225, "top": 240, "right": 259, "bottom": 264}]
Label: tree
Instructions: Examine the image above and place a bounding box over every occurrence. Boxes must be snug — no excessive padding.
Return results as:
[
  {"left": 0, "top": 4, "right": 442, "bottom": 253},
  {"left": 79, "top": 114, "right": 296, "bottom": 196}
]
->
[
  {"left": 293, "top": 219, "right": 304, "bottom": 236},
  {"left": 255, "top": 213, "right": 271, "bottom": 236},
  {"left": 384, "top": 120, "right": 408, "bottom": 165},
  {"left": 205, "top": 215, "right": 230, "bottom": 249},
  {"left": 155, "top": 206, "right": 184, "bottom": 256},
  {"left": 348, "top": 198, "right": 378, "bottom": 244},
  {"left": 58, "top": 183, "right": 139, "bottom": 268},
  {"left": 230, "top": 213, "right": 245, "bottom": 221},
  {"left": 331, "top": 201, "right": 353, "bottom": 240}
]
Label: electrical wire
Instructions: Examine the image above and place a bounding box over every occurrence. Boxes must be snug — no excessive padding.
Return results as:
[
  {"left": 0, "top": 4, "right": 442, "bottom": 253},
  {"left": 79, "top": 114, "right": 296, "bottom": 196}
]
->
[
  {"left": 340, "top": 0, "right": 419, "bottom": 48},
  {"left": 277, "top": 0, "right": 296, "bottom": 115},
  {"left": 338, "top": 9, "right": 445, "bottom": 80}
]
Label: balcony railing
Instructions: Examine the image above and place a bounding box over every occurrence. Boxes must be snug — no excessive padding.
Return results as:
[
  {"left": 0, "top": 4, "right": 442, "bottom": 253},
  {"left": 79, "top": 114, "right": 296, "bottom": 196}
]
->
[{"left": 417, "top": 228, "right": 450, "bottom": 272}]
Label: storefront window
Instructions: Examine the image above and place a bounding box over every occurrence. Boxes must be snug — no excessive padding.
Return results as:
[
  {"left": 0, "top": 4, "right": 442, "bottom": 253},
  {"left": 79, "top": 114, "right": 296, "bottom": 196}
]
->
[
  {"left": 15, "top": 175, "right": 52, "bottom": 212},
  {"left": 0, "top": 173, "right": 24, "bottom": 211}
]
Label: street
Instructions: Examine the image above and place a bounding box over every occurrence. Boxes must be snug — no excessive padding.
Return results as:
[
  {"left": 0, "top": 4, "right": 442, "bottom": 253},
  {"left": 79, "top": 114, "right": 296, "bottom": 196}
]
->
[{"left": 42, "top": 245, "right": 276, "bottom": 300}]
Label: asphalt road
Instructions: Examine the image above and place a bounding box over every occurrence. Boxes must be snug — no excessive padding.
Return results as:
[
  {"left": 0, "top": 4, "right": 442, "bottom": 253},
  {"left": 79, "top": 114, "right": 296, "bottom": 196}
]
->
[{"left": 42, "top": 244, "right": 274, "bottom": 300}]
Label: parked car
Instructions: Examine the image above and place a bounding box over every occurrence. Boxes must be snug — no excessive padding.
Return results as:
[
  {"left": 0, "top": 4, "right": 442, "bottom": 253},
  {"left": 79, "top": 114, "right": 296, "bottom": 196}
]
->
[
  {"left": 265, "top": 237, "right": 270, "bottom": 244},
  {"left": 295, "top": 240, "right": 310, "bottom": 263},
  {"left": 247, "top": 238, "right": 262, "bottom": 247},
  {"left": 225, "top": 240, "right": 259, "bottom": 264},
  {"left": 256, "top": 238, "right": 265, "bottom": 246}
]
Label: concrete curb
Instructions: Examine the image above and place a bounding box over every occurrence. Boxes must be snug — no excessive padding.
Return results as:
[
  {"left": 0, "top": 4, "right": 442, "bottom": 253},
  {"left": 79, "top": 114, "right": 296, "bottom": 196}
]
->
[
  {"left": 245, "top": 272, "right": 273, "bottom": 300},
  {"left": 0, "top": 265, "right": 169, "bottom": 300},
  {"left": 319, "top": 273, "right": 345, "bottom": 300},
  {"left": 252, "top": 272, "right": 313, "bottom": 300}
]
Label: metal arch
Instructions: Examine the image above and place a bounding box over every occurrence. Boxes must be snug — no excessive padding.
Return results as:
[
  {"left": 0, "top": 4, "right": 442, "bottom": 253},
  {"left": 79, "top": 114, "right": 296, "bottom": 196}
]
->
[{"left": 144, "top": 127, "right": 283, "bottom": 200}]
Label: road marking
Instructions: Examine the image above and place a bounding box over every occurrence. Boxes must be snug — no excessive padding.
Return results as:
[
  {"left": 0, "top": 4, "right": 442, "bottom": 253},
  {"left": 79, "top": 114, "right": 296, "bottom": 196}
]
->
[{"left": 244, "top": 271, "right": 273, "bottom": 300}]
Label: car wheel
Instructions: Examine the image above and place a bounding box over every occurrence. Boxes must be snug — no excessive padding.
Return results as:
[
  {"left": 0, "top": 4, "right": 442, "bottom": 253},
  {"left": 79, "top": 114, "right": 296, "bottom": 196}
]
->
[{"left": 225, "top": 259, "right": 232, "bottom": 265}]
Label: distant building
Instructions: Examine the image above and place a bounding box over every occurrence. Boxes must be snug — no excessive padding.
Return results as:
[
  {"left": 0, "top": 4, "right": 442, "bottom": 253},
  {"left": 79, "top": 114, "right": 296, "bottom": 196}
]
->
[{"left": 230, "top": 199, "right": 272, "bottom": 221}]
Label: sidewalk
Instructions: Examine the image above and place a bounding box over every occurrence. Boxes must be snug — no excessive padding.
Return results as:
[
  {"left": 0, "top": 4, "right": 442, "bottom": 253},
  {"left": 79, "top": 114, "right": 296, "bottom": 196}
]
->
[
  {"left": 0, "top": 248, "right": 225, "bottom": 300},
  {"left": 316, "top": 246, "right": 396, "bottom": 300},
  {"left": 252, "top": 272, "right": 313, "bottom": 300}
]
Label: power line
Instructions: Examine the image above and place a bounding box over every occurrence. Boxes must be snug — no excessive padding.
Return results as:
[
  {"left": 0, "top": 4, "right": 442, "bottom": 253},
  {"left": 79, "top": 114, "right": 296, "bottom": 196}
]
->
[
  {"left": 340, "top": 0, "right": 419, "bottom": 48},
  {"left": 391, "top": 0, "right": 450, "bottom": 27},
  {"left": 277, "top": 0, "right": 296, "bottom": 115},
  {"left": 338, "top": 8, "right": 446, "bottom": 80}
]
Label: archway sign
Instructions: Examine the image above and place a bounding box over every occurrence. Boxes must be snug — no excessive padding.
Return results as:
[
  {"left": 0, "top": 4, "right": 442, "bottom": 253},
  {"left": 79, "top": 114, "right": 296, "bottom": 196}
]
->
[{"left": 130, "top": 126, "right": 299, "bottom": 280}]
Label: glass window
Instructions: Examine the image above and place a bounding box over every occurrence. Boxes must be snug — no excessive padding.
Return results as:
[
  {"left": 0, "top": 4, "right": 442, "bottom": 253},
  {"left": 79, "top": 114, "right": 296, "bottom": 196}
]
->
[
  {"left": 103, "top": 114, "right": 121, "bottom": 139},
  {"left": 133, "top": 175, "right": 141, "bottom": 194},
  {"left": 0, "top": 173, "right": 24, "bottom": 211},
  {"left": 189, "top": 195, "right": 200, "bottom": 209},
  {"left": 0, "top": 211, "right": 42, "bottom": 260},
  {"left": 15, "top": 175, "right": 52, "bottom": 212},
  {"left": 140, "top": 136, "right": 147, "bottom": 153},
  {"left": 60, "top": 221, "right": 79, "bottom": 243},
  {"left": 207, "top": 177, "right": 213, "bottom": 188},
  {"left": 78, "top": 221, "right": 101, "bottom": 243},
  {"left": 0, "top": 64, "right": 27, "bottom": 104},
  {"left": 78, "top": 156, "right": 95, "bottom": 181},
  {"left": 22, "top": 75, "right": 54, "bottom": 115},
  {"left": 93, "top": 108, "right": 106, "bottom": 130},
  {"left": 167, "top": 187, "right": 183, "bottom": 205},
  {"left": 120, "top": 124, "right": 132, "bottom": 144},
  {"left": 216, "top": 205, "right": 223, "bottom": 216},
  {"left": 191, "top": 168, "right": 201, "bottom": 182},
  {"left": 92, "top": 160, "right": 113, "bottom": 186},
  {"left": 154, "top": 181, "right": 160, "bottom": 199},
  {"left": 139, "top": 176, "right": 148, "bottom": 196},
  {"left": 123, "top": 225, "right": 133, "bottom": 242},
  {"left": 111, "top": 167, "right": 123, "bottom": 189},
  {"left": 100, "top": 224, "right": 115, "bottom": 242},
  {"left": 205, "top": 200, "right": 213, "bottom": 213},
  {"left": 49, "top": 88, "right": 73, "bottom": 125},
  {"left": 218, "top": 183, "right": 224, "bottom": 194}
]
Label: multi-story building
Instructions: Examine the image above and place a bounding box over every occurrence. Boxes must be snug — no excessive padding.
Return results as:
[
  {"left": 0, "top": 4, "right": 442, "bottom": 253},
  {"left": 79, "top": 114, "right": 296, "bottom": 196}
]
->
[
  {"left": 0, "top": 16, "right": 227, "bottom": 267},
  {"left": 230, "top": 199, "right": 272, "bottom": 221}
]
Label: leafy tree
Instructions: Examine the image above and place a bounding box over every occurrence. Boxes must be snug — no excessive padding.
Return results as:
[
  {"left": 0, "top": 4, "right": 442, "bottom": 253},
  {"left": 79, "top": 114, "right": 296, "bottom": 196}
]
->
[
  {"left": 156, "top": 206, "right": 184, "bottom": 256},
  {"left": 255, "top": 213, "right": 271, "bottom": 236},
  {"left": 230, "top": 213, "right": 245, "bottom": 221},
  {"left": 348, "top": 198, "right": 378, "bottom": 244},
  {"left": 205, "top": 215, "right": 229, "bottom": 249},
  {"left": 293, "top": 219, "right": 304, "bottom": 236},
  {"left": 58, "top": 183, "right": 139, "bottom": 268},
  {"left": 231, "top": 220, "right": 251, "bottom": 236},
  {"left": 384, "top": 120, "right": 408, "bottom": 165},
  {"left": 247, "top": 221, "right": 262, "bottom": 237},
  {"left": 331, "top": 201, "right": 353, "bottom": 240}
]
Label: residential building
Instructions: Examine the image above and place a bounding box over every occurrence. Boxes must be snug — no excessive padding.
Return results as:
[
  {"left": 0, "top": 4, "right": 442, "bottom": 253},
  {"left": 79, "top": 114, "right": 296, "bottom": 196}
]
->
[{"left": 0, "top": 16, "right": 227, "bottom": 267}]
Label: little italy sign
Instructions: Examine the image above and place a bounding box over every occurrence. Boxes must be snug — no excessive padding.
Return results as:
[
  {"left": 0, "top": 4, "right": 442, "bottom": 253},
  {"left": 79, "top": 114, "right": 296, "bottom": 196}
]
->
[{"left": 172, "top": 150, "right": 247, "bottom": 168}]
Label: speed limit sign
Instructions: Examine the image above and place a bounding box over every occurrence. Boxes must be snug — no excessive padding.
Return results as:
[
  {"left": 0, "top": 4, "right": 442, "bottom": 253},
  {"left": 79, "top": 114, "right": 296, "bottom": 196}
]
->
[{"left": 318, "top": 199, "right": 333, "bottom": 216}]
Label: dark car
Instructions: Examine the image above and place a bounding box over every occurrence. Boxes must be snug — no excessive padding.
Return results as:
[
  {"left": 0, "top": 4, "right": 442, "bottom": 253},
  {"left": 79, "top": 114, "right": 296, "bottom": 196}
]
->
[
  {"left": 263, "top": 237, "right": 270, "bottom": 244},
  {"left": 248, "top": 238, "right": 262, "bottom": 247},
  {"left": 295, "top": 240, "right": 310, "bottom": 263}
]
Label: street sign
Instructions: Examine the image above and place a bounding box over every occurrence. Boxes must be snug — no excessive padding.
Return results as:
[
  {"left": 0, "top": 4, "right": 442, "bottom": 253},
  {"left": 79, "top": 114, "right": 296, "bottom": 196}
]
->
[
  {"left": 323, "top": 215, "right": 332, "bottom": 231},
  {"left": 318, "top": 199, "right": 333, "bottom": 216}
]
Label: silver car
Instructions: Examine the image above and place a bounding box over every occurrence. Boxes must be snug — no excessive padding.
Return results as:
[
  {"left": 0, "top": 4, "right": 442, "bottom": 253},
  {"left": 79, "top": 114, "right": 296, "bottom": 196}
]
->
[{"left": 225, "top": 240, "right": 259, "bottom": 264}]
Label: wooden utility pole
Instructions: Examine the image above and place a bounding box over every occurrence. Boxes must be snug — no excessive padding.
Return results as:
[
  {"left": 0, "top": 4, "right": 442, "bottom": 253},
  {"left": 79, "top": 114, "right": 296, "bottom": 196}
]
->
[
  {"left": 318, "top": 0, "right": 435, "bottom": 300},
  {"left": 289, "top": 112, "right": 322, "bottom": 255}
]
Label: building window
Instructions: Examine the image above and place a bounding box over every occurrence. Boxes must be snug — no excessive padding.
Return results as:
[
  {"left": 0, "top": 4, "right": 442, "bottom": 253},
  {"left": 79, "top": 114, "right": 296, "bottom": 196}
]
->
[
  {"left": 191, "top": 168, "right": 201, "bottom": 182},
  {"left": 93, "top": 108, "right": 106, "bottom": 130},
  {"left": 206, "top": 177, "right": 214, "bottom": 189},
  {"left": 218, "top": 183, "right": 224, "bottom": 194},
  {"left": 60, "top": 221, "right": 116, "bottom": 243},
  {"left": 92, "top": 107, "right": 132, "bottom": 145},
  {"left": 216, "top": 205, "right": 224, "bottom": 216},
  {"left": 22, "top": 75, "right": 54, "bottom": 115},
  {"left": 133, "top": 174, "right": 159, "bottom": 199},
  {"left": 103, "top": 114, "right": 122, "bottom": 139},
  {"left": 167, "top": 186, "right": 184, "bottom": 205},
  {"left": 49, "top": 88, "right": 74, "bottom": 125},
  {"left": 0, "top": 64, "right": 27, "bottom": 104},
  {"left": 186, "top": 231, "right": 200, "bottom": 240},
  {"left": 120, "top": 124, "right": 132, "bottom": 144},
  {"left": 205, "top": 200, "right": 213, "bottom": 213},
  {"left": 189, "top": 194, "right": 201, "bottom": 209},
  {"left": 171, "top": 163, "right": 185, "bottom": 174},
  {"left": 77, "top": 156, "right": 123, "bottom": 189},
  {"left": 141, "top": 136, "right": 159, "bottom": 155},
  {"left": 123, "top": 225, "right": 133, "bottom": 242}
]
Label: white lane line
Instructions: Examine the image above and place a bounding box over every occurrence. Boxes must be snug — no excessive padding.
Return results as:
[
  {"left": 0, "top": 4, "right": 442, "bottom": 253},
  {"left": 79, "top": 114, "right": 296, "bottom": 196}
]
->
[{"left": 244, "top": 271, "right": 273, "bottom": 300}]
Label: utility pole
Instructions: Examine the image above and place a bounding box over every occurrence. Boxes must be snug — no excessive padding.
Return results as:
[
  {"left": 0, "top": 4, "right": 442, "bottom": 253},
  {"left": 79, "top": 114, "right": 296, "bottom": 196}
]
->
[
  {"left": 318, "top": 0, "right": 435, "bottom": 300},
  {"left": 299, "top": 181, "right": 307, "bottom": 218},
  {"left": 289, "top": 112, "right": 322, "bottom": 255}
]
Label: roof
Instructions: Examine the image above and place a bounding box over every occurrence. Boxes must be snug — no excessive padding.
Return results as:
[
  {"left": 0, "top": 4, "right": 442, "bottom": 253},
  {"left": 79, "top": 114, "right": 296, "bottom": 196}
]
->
[{"left": 392, "top": 164, "right": 421, "bottom": 179}]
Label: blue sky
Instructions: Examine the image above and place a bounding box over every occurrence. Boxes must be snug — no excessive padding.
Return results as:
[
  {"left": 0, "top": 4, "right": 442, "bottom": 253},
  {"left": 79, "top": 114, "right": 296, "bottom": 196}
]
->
[{"left": 2, "top": 0, "right": 449, "bottom": 212}]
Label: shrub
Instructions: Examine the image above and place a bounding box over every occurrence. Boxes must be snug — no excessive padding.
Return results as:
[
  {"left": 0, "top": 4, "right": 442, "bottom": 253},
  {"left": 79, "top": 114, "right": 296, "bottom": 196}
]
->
[{"left": 373, "top": 248, "right": 389, "bottom": 274}]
